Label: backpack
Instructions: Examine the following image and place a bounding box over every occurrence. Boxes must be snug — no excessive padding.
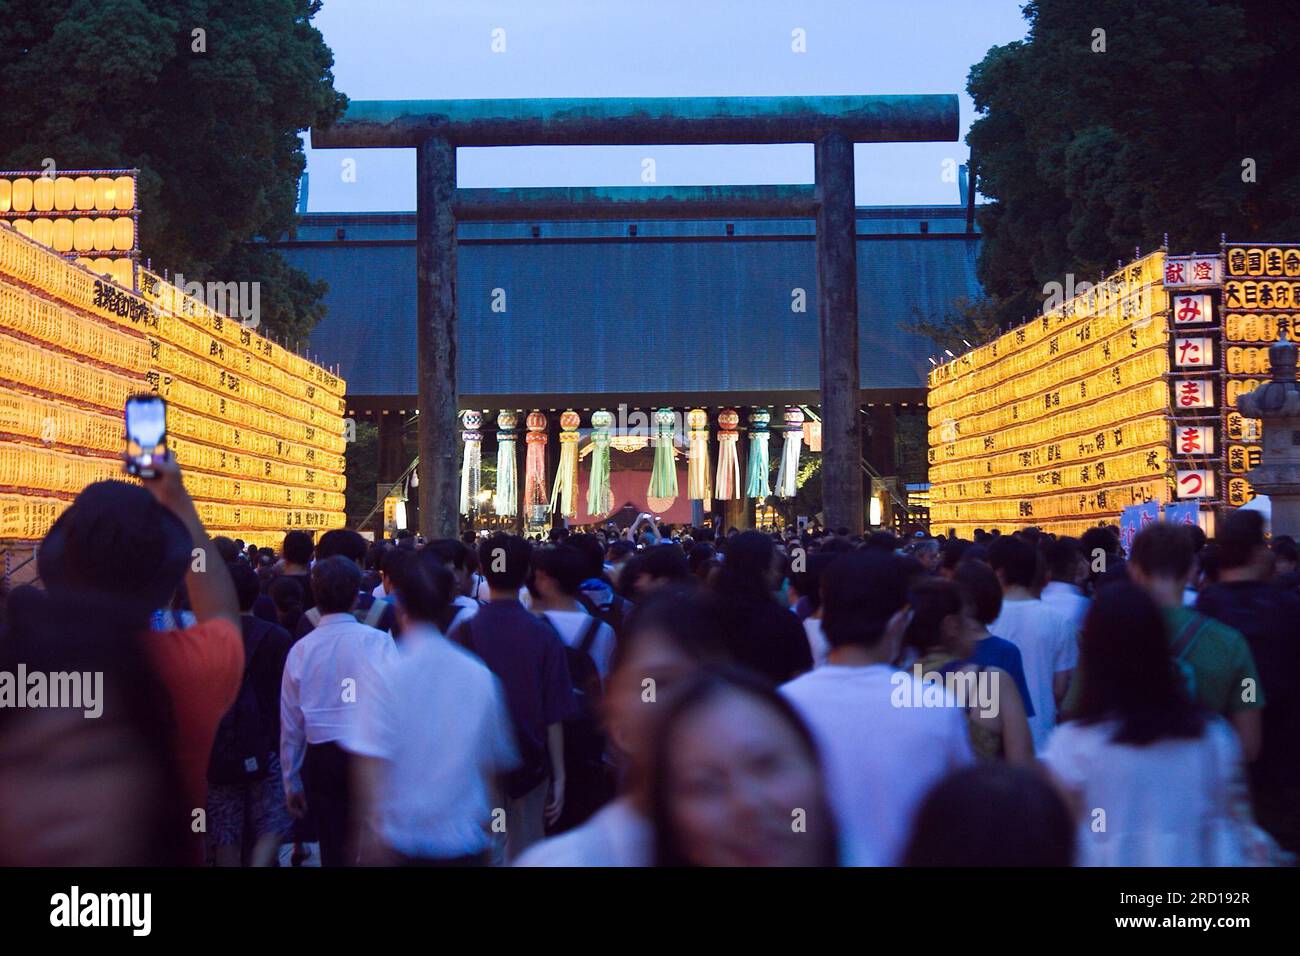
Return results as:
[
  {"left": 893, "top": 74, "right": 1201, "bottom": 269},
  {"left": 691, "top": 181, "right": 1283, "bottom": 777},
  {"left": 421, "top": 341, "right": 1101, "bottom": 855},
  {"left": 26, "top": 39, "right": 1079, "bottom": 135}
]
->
[
  {"left": 208, "top": 617, "right": 276, "bottom": 786},
  {"left": 1172, "top": 614, "right": 1209, "bottom": 700},
  {"left": 539, "top": 613, "right": 614, "bottom": 832}
]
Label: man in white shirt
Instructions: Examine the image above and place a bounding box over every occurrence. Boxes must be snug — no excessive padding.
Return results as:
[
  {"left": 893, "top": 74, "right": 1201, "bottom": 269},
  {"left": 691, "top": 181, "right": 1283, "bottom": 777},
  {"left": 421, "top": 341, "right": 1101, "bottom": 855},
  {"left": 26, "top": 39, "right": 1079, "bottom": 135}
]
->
[
  {"left": 351, "top": 551, "right": 518, "bottom": 865},
  {"left": 527, "top": 544, "right": 617, "bottom": 679},
  {"left": 280, "top": 556, "right": 396, "bottom": 867},
  {"left": 781, "top": 552, "right": 973, "bottom": 866},
  {"left": 987, "top": 536, "right": 1078, "bottom": 751},
  {"left": 1040, "top": 537, "right": 1090, "bottom": 633}
]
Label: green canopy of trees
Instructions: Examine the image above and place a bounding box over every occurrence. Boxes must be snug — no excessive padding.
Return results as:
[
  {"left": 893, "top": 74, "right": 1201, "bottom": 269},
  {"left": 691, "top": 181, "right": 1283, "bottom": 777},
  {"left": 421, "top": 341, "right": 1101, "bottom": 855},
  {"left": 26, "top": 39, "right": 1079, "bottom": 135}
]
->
[
  {"left": 965, "top": 0, "right": 1300, "bottom": 332},
  {"left": 0, "top": 0, "right": 346, "bottom": 345}
]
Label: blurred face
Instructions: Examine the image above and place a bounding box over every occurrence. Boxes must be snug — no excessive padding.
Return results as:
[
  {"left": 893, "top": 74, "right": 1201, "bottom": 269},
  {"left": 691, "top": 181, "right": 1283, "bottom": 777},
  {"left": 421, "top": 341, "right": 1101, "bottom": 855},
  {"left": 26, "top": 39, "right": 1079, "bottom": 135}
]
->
[
  {"left": 0, "top": 709, "right": 167, "bottom": 865},
  {"left": 663, "top": 691, "right": 830, "bottom": 867},
  {"left": 605, "top": 628, "right": 702, "bottom": 763}
]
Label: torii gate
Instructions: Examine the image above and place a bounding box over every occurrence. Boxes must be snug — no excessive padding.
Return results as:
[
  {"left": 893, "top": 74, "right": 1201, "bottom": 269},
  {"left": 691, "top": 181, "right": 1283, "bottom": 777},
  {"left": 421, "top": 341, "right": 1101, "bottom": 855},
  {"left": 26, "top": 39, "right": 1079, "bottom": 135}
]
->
[{"left": 312, "top": 94, "right": 959, "bottom": 536}]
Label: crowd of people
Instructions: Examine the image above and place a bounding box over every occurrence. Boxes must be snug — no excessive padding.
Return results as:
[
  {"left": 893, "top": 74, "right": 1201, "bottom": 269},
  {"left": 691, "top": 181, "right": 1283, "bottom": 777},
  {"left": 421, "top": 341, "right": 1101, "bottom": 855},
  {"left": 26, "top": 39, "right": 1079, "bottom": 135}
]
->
[{"left": 1, "top": 454, "right": 1296, "bottom": 867}]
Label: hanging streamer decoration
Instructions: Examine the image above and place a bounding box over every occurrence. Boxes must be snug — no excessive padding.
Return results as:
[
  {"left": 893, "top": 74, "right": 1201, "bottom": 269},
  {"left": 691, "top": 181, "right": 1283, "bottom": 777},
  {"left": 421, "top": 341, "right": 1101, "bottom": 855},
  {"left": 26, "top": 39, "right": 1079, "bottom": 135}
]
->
[
  {"left": 746, "top": 407, "right": 772, "bottom": 499},
  {"left": 587, "top": 409, "right": 614, "bottom": 518},
  {"left": 715, "top": 408, "right": 741, "bottom": 500},
  {"left": 494, "top": 409, "right": 518, "bottom": 517},
  {"left": 459, "top": 409, "right": 483, "bottom": 516},
  {"left": 524, "top": 410, "right": 549, "bottom": 524},
  {"left": 550, "top": 409, "right": 581, "bottom": 519},
  {"left": 648, "top": 407, "right": 679, "bottom": 504},
  {"left": 687, "top": 408, "right": 712, "bottom": 508},
  {"left": 773, "top": 405, "right": 804, "bottom": 498}
]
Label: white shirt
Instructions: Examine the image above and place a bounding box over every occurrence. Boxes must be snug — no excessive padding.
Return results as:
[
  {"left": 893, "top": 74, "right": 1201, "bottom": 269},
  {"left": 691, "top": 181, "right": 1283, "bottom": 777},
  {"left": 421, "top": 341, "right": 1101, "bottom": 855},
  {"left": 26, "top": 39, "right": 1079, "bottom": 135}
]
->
[
  {"left": 1042, "top": 717, "right": 1241, "bottom": 866},
  {"left": 803, "top": 617, "right": 830, "bottom": 668},
  {"left": 280, "top": 612, "right": 396, "bottom": 792},
  {"left": 539, "top": 609, "right": 617, "bottom": 679},
  {"left": 514, "top": 797, "right": 651, "bottom": 867},
  {"left": 351, "top": 623, "right": 518, "bottom": 859},
  {"left": 372, "top": 582, "right": 386, "bottom": 600},
  {"left": 447, "top": 594, "right": 481, "bottom": 632},
  {"left": 781, "top": 664, "right": 973, "bottom": 866},
  {"left": 1040, "top": 581, "right": 1089, "bottom": 633},
  {"left": 990, "top": 597, "right": 1078, "bottom": 751}
]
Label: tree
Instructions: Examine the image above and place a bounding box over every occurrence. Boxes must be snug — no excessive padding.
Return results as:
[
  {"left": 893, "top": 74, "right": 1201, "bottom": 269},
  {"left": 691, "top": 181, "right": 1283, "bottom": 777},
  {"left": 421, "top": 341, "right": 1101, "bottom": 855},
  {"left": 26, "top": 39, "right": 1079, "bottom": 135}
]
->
[
  {"left": 967, "top": 0, "right": 1300, "bottom": 328},
  {"left": 0, "top": 0, "right": 346, "bottom": 345}
]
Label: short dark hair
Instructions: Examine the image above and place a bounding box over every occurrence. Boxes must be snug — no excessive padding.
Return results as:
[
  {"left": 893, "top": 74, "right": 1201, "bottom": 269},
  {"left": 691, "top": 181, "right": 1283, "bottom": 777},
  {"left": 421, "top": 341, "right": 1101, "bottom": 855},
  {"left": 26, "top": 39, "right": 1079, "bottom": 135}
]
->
[
  {"left": 212, "top": 536, "right": 240, "bottom": 563},
  {"left": 1217, "top": 509, "right": 1266, "bottom": 570},
  {"left": 282, "top": 530, "right": 314, "bottom": 565},
  {"left": 388, "top": 550, "right": 455, "bottom": 625},
  {"left": 1130, "top": 523, "right": 1195, "bottom": 580},
  {"left": 530, "top": 545, "right": 588, "bottom": 596},
  {"left": 227, "top": 561, "right": 261, "bottom": 612},
  {"left": 424, "top": 538, "right": 471, "bottom": 572},
  {"left": 311, "top": 555, "right": 362, "bottom": 614},
  {"left": 639, "top": 544, "right": 691, "bottom": 584},
  {"left": 316, "top": 528, "right": 367, "bottom": 565},
  {"left": 821, "top": 552, "right": 911, "bottom": 650},
  {"left": 1044, "top": 537, "right": 1083, "bottom": 582},
  {"left": 953, "top": 560, "right": 1003, "bottom": 626},
  {"left": 606, "top": 540, "right": 635, "bottom": 561},
  {"left": 987, "top": 536, "right": 1037, "bottom": 588},
  {"left": 478, "top": 533, "right": 532, "bottom": 591},
  {"left": 791, "top": 552, "right": 837, "bottom": 613},
  {"left": 1272, "top": 535, "right": 1299, "bottom": 565}
]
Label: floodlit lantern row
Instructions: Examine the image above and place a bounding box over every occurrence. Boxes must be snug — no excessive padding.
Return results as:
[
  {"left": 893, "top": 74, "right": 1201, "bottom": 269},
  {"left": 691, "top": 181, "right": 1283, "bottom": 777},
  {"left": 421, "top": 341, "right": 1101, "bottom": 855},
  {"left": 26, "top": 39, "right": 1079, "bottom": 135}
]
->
[
  {"left": 0, "top": 176, "right": 135, "bottom": 213},
  {"left": 168, "top": 434, "right": 345, "bottom": 493},
  {"left": 74, "top": 257, "right": 134, "bottom": 288},
  {"left": 5, "top": 215, "right": 134, "bottom": 251},
  {"left": 929, "top": 445, "right": 1168, "bottom": 503},
  {"left": 929, "top": 477, "right": 1167, "bottom": 525},
  {"left": 0, "top": 280, "right": 150, "bottom": 374}
]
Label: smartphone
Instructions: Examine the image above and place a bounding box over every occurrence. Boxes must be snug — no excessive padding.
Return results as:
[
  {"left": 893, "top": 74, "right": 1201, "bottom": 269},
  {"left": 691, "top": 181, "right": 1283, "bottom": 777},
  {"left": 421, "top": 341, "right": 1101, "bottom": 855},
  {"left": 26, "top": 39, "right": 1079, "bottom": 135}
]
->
[{"left": 124, "top": 394, "right": 168, "bottom": 478}]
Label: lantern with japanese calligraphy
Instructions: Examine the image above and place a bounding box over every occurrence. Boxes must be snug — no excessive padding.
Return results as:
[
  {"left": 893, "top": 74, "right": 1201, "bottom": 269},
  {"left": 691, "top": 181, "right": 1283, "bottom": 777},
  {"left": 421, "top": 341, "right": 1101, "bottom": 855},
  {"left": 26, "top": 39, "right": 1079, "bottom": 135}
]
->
[
  {"left": 524, "top": 410, "right": 549, "bottom": 523},
  {"left": 773, "top": 406, "right": 804, "bottom": 498},
  {"left": 802, "top": 415, "right": 822, "bottom": 452},
  {"left": 459, "top": 410, "right": 483, "bottom": 516},
  {"left": 494, "top": 410, "right": 518, "bottom": 517},
  {"left": 746, "top": 407, "right": 772, "bottom": 499},
  {"left": 550, "top": 409, "right": 581, "bottom": 519},
  {"left": 1237, "top": 331, "right": 1300, "bottom": 536},
  {"left": 715, "top": 408, "right": 741, "bottom": 500},
  {"left": 587, "top": 409, "right": 613, "bottom": 518}
]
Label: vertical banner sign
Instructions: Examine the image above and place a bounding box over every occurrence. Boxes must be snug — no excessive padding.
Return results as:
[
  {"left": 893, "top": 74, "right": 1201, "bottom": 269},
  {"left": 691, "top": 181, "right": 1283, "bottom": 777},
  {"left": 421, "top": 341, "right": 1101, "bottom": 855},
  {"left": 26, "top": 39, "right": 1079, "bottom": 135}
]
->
[
  {"left": 1120, "top": 500, "right": 1161, "bottom": 554},
  {"left": 1163, "top": 501, "right": 1199, "bottom": 527}
]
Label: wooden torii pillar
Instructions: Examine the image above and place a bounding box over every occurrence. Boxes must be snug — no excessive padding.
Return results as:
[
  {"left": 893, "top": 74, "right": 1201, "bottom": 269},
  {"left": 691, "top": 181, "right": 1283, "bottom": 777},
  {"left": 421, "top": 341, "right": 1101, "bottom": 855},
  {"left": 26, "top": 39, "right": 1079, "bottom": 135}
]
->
[{"left": 312, "top": 95, "right": 958, "bottom": 536}]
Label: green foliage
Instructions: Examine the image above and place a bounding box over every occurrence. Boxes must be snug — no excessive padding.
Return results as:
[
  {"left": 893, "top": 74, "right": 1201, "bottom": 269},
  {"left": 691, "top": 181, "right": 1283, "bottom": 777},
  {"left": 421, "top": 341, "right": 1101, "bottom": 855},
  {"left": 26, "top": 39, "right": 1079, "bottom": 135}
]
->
[
  {"left": 0, "top": 0, "right": 346, "bottom": 344},
  {"left": 967, "top": 0, "right": 1300, "bottom": 327}
]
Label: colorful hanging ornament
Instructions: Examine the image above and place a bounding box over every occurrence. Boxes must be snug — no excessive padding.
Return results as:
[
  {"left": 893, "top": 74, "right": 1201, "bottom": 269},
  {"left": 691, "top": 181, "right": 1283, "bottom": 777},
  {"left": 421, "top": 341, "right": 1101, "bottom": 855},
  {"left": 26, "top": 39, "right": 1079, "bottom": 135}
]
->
[
  {"left": 524, "top": 409, "right": 549, "bottom": 524},
  {"left": 687, "top": 408, "right": 712, "bottom": 508},
  {"left": 746, "top": 407, "right": 772, "bottom": 499},
  {"left": 550, "top": 409, "right": 581, "bottom": 519},
  {"left": 587, "top": 408, "right": 614, "bottom": 518},
  {"left": 459, "top": 409, "right": 483, "bottom": 516},
  {"left": 715, "top": 408, "right": 741, "bottom": 500},
  {"left": 494, "top": 409, "right": 518, "bottom": 516},
  {"left": 647, "top": 407, "right": 678, "bottom": 509},
  {"left": 773, "top": 406, "right": 804, "bottom": 498}
]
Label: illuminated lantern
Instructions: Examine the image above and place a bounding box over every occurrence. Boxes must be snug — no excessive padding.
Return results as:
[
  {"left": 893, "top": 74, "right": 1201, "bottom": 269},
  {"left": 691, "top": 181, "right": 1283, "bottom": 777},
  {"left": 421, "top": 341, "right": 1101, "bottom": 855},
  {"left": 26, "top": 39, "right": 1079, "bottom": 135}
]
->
[
  {"left": 550, "top": 409, "right": 581, "bottom": 519},
  {"left": 0, "top": 179, "right": 10, "bottom": 212},
  {"left": 803, "top": 416, "right": 822, "bottom": 451},
  {"left": 494, "top": 409, "right": 518, "bottom": 516},
  {"left": 524, "top": 410, "right": 548, "bottom": 523},
  {"left": 587, "top": 409, "right": 613, "bottom": 517},
  {"left": 73, "top": 218, "right": 94, "bottom": 251},
  {"left": 51, "top": 218, "right": 74, "bottom": 252},
  {"left": 459, "top": 409, "right": 483, "bottom": 517},
  {"left": 715, "top": 408, "right": 741, "bottom": 500},
  {"left": 54, "top": 177, "right": 75, "bottom": 210},
  {"left": 111, "top": 259, "right": 133, "bottom": 287},
  {"left": 647, "top": 408, "right": 678, "bottom": 511},
  {"left": 92, "top": 217, "right": 114, "bottom": 251},
  {"left": 773, "top": 405, "right": 804, "bottom": 498},
  {"left": 114, "top": 176, "right": 134, "bottom": 210},
  {"left": 112, "top": 217, "right": 133, "bottom": 251},
  {"left": 94, "top": 178, "right": 115, "bottom": 211},
  {"left": 686, "top": 408, "right": 712, "bottom": 507},
  {"left": 30, "top": 218, "right": 53, "bottom": 248},
  {"left": 32, "top": 177, "right": 54, "bottom": 211},
  {"left": 746, "top": 407, "right": 772, "bottom": 499},
  {"left": 74, "top": 176, "right": 95, "bottom": 210},
  {"left": 11, "top": 178, "right": 32, "bottom": 212},
  {"left": 13, "top": 219, "right": 31, "bottom": 238}
]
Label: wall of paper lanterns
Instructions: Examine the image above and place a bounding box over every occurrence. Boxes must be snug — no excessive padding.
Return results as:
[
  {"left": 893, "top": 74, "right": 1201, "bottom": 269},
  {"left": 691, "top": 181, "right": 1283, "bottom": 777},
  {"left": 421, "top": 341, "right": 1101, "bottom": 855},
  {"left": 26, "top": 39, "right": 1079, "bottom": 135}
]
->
[
  {"left": 0, "top": 217, "right": 347, "bottom": 542},
  {"left": 928, "top": 252, "right": 1172, "bottom": 537}
]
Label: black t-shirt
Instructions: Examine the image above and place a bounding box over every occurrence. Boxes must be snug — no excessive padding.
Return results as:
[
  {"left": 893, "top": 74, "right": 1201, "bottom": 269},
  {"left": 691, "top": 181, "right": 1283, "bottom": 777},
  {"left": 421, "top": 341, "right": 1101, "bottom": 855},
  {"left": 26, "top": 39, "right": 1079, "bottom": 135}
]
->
[
  {"left": 1197, "top": 580, "right": 1300, "bottom": 788},
  {"left": 715, "top": 593, "right": 814, "bottom": 685}
]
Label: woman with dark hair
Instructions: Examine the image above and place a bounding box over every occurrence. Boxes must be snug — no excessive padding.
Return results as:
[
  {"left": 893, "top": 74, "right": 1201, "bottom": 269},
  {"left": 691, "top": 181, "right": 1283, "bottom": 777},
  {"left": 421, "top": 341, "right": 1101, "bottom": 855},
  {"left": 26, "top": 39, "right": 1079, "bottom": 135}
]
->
[
  {"left": 708, "top": 530, "right": 812, "bottom": 684},
  {"left": 649, "top": 667, "right": 839, "bottom": 867},
  {"left": 0, "top": 588, "right": 191, "bottom": 865},
  {"left": 902, "top": 764, "right": 1074, "bottom": 866},
  {"left": 268, "top": 575, "right": 305, "bottom": 635},
  {"left": 905, "top": 578, "right": 1033, "bottom": 764},
  {"left": 1041, "top": 583, "right": 1247, "bottom": 866},
  {"left": 515, "top": 587, "right": 733, "bottom": 866}
]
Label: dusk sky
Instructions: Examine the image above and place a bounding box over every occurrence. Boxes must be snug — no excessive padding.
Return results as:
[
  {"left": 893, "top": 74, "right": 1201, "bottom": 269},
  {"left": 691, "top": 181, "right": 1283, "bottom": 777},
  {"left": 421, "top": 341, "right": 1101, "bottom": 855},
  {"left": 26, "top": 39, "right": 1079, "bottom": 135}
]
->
[{"left": 302, "top": 0, "right": 1030, "bottom": 211}]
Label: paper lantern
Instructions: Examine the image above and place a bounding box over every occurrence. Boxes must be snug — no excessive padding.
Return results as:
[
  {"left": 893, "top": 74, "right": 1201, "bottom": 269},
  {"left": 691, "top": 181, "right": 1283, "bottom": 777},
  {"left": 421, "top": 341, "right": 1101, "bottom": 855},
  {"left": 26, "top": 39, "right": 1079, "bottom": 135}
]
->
[
  {"left": 32, "top": 177, "right": 54, "bottom": 211},
  {"left": 74, "top": 176, "right": 95, "bottom": 210},
  {"left": 11, "top": 178, "right": 32, "bottom": 212},
  {"left": 94, "top": 177, "right": 115, "bottom": 211},
  {"left": 30, "top": 218, "right": 53, "bottom": 248},
  {"left": 114, "top": 176, "right": 134, "bottom": 210},
  {"left": 54, "top": 177, "right": 75, "bottom": 210},
  {"left": 587, "top": 409, "right": 614, "bottom": 517},
  {"left": 51, "top": 218, "right": 74, "bottom": 252},
  {"left": 12, "top": 220, "right": 31, "bottom": 238},
  {"left": 73, "top": 218, "right": 94, "bottom": 251},
  {"left": 112, "top": 217, "right": 133, "bottom": 251},
  {"left": 0, "top": 179, "right": 10, "bottom": 212},
  {"left": 802, "top": 417, "right": 822, "bottom": 451},
  {"left": 495, "top": 409, "right": 518, "bottom": 516}
]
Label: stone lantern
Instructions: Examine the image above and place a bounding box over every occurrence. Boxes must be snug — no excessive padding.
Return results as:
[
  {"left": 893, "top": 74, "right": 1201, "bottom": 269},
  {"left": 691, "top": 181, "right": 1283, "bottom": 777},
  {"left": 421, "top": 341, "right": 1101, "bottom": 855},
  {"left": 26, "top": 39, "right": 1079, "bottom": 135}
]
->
[{"left": 1237, "top": 325, "right": 1300, "bottom": 536}]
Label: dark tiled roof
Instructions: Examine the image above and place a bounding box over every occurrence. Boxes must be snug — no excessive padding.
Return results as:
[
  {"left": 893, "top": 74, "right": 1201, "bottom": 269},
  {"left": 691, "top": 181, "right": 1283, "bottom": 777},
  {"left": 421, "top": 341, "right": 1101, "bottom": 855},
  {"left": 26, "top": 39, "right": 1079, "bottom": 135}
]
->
[{"left": 273, "top": 207, "right": 981, "bottom": 400}]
